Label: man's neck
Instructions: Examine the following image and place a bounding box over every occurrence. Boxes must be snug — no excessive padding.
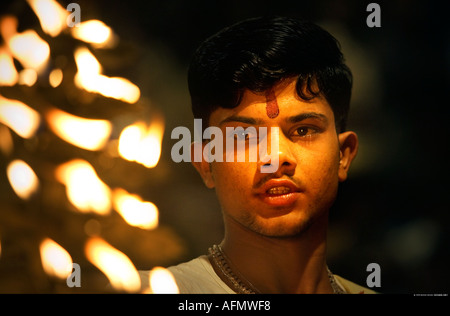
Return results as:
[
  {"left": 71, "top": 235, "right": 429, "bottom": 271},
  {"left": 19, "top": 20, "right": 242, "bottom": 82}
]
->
[{"left": 217, "top": 213, "right": 333, "bottom": 294}]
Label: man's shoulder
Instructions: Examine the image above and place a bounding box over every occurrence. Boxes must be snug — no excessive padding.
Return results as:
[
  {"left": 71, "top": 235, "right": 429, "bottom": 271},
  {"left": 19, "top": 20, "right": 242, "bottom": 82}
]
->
[
  {"left": 138, "top": 256, "right": 206, "bottom": 290},
  {"left": 165, "top": 255, "right": 213, "bottom": 286},
  {"left": 139, "top": 255, "right": 235, "bottom": 294},
  {"left": 334, "top": 274, "right": 379, "bottom": 294}
]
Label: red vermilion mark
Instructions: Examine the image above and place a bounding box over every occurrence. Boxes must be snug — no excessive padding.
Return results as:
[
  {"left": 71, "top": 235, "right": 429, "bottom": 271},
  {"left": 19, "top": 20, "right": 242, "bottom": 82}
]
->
[{"left": 265, "top": 89, "right": 279, "bottom": 119}]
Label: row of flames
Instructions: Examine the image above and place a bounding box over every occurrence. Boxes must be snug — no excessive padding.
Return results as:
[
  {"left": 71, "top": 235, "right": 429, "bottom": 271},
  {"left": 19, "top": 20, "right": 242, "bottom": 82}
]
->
[
  {"left": 39, "top": 237, "right": 179, "bottom": 293},
  {"left": 0, "top": 0, "right": 176, "bottom": 293}
]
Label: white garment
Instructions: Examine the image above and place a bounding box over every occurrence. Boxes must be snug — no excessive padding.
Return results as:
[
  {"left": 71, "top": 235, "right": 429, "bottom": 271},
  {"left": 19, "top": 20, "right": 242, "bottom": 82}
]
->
[
  {"left": 138, "top": 255, "right": 377, "bottom": 294},
  {"left": 139, "top": 255, "right": 235, "bottom": 293}
]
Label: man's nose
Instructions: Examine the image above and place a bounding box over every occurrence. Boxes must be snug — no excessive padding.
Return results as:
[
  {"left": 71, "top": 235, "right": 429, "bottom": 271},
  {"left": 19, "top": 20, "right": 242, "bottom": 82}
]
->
[{"left": 259, "top": 127, "right": 297, "bottom": 175}]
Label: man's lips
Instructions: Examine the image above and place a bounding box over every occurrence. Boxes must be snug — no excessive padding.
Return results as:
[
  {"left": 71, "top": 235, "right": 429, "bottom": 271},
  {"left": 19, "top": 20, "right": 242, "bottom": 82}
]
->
[{"left": 255, "top": 179, "right": 301, "bottom": 207}]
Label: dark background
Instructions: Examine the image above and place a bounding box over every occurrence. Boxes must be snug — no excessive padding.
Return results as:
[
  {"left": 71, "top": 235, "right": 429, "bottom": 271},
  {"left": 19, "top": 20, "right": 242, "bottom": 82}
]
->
[{"left": 0, "top": 0, "right": 448, "bottom": 293}]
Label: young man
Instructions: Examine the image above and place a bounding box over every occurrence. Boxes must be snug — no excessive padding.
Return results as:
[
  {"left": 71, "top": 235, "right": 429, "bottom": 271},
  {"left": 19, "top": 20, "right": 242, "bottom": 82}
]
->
[{"left": 141, "top": 16, "right": 375, "bottom": 294}]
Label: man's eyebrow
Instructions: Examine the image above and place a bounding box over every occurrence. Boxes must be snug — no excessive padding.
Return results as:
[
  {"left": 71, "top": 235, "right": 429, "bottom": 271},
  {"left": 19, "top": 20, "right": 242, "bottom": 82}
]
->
[
  {"left": 287, "top": 112, "right": 328, "bottom": 124},
  {"left": 219, "top": 115, "right": 265, "bottom": 126}
]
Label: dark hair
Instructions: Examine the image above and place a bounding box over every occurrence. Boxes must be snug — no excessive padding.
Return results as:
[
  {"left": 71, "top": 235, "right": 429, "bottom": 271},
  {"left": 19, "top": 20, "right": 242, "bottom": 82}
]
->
[{"left": 188, "top": 16, "right": 353, "bottom": 132}]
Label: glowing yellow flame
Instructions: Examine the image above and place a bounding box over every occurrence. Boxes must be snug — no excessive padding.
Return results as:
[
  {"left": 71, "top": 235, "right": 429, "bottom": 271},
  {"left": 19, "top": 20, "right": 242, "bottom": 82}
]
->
[
  {"left": 18, "top": 68, "right": 37, "bottom": 86},
  {"left": 8, "top": 30, "right": 50, "bottom": 73},
  {"left": 27, "top": 0, "right": 68, "bottom": 37},
  {"left": 6, "top": 159, "right": 39, "bottom": 200},
  {"left": 118, "top": 119, "right": 164, "bottom": 168},
  {"left": 0, "top": 125, "right": 13, "bottom": 156},
  {"left": 46, "top": 108, "right": 111, "bottom": 151},
  {"left": 0, "top": 47, "right": 18, "bottom": 86},
  {"left": 55, "top": 159, "right": 111, "bottom": 215},
  {"left": 148, "top": 267, "right": 179, "bottom": 294},
  {"left": 74, "top": 47, "right": 140, "bottom": 104},
  {"left": 85, "top": 237, "right": 140, "bottom": 293},
  {"left": 49, "top": 68, "right": 63, "bottom": 87},
  {"left": 0, "top": 16, "right": 17, "bottom": 42},
  {"left": 71, "top": 20, "right": 115, "bottom": 48},
  {"left": 118, "top": 123, "right": 143, "bottom": 161},
  {"left": 74, "top": 46, "right": 101, "bottom": 75},
  {"left": 39, "top": 238, "right": 73, "bottom": 279},
  {"left": 112, "top": 188, "right": 158, "bottom": 230},
  {"left": 0, "top": 95, "right": 40, "bottom": 139},
  {"left": 1, "top": 16, "right": 49, "bottom": 73}
]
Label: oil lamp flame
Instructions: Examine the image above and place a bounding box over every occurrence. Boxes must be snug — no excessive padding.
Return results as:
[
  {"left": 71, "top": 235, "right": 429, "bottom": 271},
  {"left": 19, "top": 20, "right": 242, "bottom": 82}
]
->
[
  {"left": 49, "top": 68, "right": 63, "bottom": 87},
  {"left": 149, "top": 266, "right": 179, "bottom": 294},
  {"left": 18, "top": 68, "right": 37, "bottom": 86},
  {"left": 6, "top": 159, "right": 39, "bottom": 200},
  {"left": 39, "top": 238, "right": 73, "bottom": 280},
  {"left": 26, "top": 0, "right": 68, "bottom": 37},
  {"left": 112, "top": 188, "right": 159, "bottom": 230},
  {"left": 85, "top": 237, "right": 141, "bottom": 293},
  {"left": 46, "top": 108, "right": 112, "bottom": 151},
  {"left": 55, "top": 159, "right": 112, "bottom": 215},
  {"left": 0, "top": 95, "right": 40, "bottom": 139},
  {"left": 0, "top": 47, "right": 18, "bottom": 86},
  {"left": 118, "top": 119, "right": 164, "bottom": 168},
  {"left": 8, "top": 29, "right": 50, "bottom": 73},
  {"left": 71, "top": 20, "right": 115, "bottom": 48},
  {"left": 74, "top": 47, "right": 140, "bottom": 104}
]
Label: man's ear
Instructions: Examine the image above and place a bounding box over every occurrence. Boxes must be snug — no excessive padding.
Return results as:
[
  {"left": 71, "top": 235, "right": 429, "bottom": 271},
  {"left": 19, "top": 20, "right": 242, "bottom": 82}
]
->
[
  {"left": 338, "top": 131, "right": 359, "bottom": 182},
  {"left": 190, "top": 142, "right": 215, "bottom": 188}
]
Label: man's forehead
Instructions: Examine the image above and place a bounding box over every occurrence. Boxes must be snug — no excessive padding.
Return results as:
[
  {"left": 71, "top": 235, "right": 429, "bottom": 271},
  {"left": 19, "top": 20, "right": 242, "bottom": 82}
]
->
[
  {"left": 242, "top": 79, "right": 297, "bottom": 103},
  {"left": 265, "top": 88, "right": 280, "bottom": 119},
  {"left": 211, "top": 102, "right": 332, "bottom": 128},
  {"left": 210, "top": 80, "right": 333, "bottom": 125}
]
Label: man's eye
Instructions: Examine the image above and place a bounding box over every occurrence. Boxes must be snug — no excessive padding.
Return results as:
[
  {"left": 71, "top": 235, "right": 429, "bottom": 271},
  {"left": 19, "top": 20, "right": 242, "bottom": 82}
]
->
[
  {"left": 295, "top": 127, "right": 316, "bottom": 137},
  {"left": 234, "top": 131, "right": 250, "bottom": 140}
]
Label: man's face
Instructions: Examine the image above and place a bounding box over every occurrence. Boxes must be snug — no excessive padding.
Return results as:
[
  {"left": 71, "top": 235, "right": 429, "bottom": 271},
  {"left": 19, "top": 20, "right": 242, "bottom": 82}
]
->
[{"left": 194, "top": 79, "right": 357, "bottom": 237}]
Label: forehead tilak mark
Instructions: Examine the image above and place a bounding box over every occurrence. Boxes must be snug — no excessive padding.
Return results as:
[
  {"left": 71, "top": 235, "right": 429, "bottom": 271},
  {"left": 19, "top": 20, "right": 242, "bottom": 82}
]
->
[{"left": 264, "top": 89, "right": 279, "bottom": 119}]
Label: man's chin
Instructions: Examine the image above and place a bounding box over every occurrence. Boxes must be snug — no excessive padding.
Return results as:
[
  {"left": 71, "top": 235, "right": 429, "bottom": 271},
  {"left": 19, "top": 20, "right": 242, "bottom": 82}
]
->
[{"left": 249, "top": 215, "right": 314, "bottom": 238}]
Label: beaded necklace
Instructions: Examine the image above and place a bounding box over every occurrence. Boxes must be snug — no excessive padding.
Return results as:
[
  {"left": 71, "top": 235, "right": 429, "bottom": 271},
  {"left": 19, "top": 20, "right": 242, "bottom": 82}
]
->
[{"left": 208, "top": 244, "right": 346, "bottom": 294}]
